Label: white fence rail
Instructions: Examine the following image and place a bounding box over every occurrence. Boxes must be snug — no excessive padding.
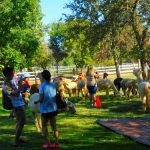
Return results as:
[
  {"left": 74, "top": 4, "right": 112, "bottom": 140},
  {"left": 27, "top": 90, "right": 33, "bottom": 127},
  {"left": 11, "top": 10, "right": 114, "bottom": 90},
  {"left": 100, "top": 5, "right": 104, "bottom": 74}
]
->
[{"left": 0, "top": 63, "right": 139, "bottom": 86}]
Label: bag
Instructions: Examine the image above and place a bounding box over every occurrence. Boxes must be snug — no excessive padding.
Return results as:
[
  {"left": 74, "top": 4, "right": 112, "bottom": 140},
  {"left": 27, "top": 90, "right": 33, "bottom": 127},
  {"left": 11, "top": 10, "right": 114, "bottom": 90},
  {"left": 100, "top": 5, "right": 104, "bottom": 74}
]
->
[
  {"left": 95, "top": 95, "right": 102, "bottom": 108},
  {"left": 2, "top": 90, "right": 13, "bottom": 110},
  {"left": 55, "top": 94, "right": 66, "bottom": 109}
]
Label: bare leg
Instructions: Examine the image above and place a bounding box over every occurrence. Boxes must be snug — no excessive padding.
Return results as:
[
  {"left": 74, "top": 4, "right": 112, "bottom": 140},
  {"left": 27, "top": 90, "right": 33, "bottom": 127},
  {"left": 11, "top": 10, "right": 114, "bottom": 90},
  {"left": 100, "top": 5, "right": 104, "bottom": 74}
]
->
[
  {"left": 42, "top": 117, "right": 50, "bottom": 143},
  {"left": 91, "top": 94, "right": 96, "bottom": 106},
  {"left": 50, "top": 116, "right": 59, "bottom": 143}
]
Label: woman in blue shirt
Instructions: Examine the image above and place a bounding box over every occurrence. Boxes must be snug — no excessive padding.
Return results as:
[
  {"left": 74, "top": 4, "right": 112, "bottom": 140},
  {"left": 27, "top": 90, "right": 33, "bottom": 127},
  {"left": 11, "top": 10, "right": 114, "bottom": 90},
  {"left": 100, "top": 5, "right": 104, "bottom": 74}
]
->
[
  {"left": 2, "top": 67, "right": 26, "bottom": 147},
  {"left": 35, "top": 70, "right": 59, "bottom": 149}
]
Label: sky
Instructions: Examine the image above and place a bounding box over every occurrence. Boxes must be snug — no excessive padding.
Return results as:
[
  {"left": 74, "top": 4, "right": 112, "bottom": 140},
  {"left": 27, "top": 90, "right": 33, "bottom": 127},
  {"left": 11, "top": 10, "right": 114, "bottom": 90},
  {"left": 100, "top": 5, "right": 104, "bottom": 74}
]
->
[{"left": 40, "top": 0, "right": 72, "bottom": 25}]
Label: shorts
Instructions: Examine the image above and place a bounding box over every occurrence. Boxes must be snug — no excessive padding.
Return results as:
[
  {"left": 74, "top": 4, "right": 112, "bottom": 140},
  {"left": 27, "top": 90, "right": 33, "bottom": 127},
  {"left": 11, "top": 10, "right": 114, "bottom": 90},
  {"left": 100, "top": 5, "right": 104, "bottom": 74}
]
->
[
  {"left": 87, "top": 85, "right": 97, "bottom": 94},
  {"left": 42, "top": 111, "right": 58, "bottom": 119}
]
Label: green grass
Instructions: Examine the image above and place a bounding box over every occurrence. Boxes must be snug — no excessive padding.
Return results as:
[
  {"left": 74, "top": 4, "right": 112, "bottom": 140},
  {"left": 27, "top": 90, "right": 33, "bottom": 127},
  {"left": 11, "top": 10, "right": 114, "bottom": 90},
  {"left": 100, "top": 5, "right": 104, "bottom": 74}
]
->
[{"left": 0, "top": 87, "right": 150, "bottom": 150}]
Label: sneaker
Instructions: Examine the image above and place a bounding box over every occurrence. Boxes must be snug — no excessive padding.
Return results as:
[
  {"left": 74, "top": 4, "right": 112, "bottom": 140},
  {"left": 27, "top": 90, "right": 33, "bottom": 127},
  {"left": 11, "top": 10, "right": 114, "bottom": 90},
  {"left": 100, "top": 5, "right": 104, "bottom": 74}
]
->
[
  {"left": 42, "top": 143, "right": 49, "bottom": 149},
  {"left": 55, "top": 143, "right": 59, "bottom": 148},
  {"left": 49, "top": 143, "right": 59, "bottom": 149},
  {"left": 49, "top": 143, "right": 55, "bottom": 148}
]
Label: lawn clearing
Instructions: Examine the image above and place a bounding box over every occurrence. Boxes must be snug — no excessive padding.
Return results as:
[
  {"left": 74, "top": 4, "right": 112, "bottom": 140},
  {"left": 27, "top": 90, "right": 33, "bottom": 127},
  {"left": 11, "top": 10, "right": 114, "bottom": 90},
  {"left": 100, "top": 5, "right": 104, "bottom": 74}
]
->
[{"left": 0, "top": 87, "right": 150, "bottom": 150}]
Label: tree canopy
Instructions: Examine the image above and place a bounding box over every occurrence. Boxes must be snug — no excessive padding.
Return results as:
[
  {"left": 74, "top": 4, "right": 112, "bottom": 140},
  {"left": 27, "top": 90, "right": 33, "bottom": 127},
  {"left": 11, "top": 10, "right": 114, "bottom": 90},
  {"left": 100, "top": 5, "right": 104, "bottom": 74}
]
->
[{"left": 0, "top": 0, "right": 43, "bottom": 69}]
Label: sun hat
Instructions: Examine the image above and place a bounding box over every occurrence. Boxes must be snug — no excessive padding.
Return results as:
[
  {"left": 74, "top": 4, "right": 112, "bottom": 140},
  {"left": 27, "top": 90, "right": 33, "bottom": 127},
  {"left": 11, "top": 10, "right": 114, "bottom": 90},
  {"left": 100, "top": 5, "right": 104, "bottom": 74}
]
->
[{"left": 22, "top": 72, "right": 30, "bottom": 79}]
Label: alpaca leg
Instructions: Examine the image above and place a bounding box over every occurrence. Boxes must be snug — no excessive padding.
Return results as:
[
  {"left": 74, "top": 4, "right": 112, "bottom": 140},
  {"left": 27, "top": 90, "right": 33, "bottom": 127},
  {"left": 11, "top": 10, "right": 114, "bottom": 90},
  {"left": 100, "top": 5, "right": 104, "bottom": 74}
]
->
[
  {"left": 143, "top": 96, "right": 147, "bottom": 112},
  {"left": 81, "top": 88, "right": 85, "bottom": 97},
  {"left": 106, "top": 90, "right": 109, "bottom": 99},
  {"left": 122, "top": 87, "right": 126, "bottom": 97},
  {"left": 33, "top": 112, "right": 41, "bottom": 132},
  {"left": 68, "top": 89, "right": 71, "bottom": 97},
  {"left": 78, "top": 89, "right": 80, "bottom": 97},
  {"left": 127, "top": 87, "right": 131, "bottom": 99},
  {"left": 37, "top": 113, "right": 42, "bottom": 131}
]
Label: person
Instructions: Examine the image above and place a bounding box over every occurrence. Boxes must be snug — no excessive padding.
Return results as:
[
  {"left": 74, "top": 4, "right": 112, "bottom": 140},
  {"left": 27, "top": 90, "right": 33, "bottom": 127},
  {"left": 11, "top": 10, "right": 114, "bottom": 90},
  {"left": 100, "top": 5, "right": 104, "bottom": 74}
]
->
[
  {"left": 55, "top": 89, "right": 67, "bottom": 113},
  {"left": 86, "top": 66, "right": 97, "bottom": 107},
  {"left": 2, "top": 67, "right": 26, "bottom": 147},
  {"left": 19, "top": 73, "right": 30, "bottom": 106},
  {"left": 56, "top": 88, "right": 76, "bottom": 114},
  {"left": 34, "top": 70, "right": 59, "bottom": 149},
  {"left": 94, "top": 71, "right": 101, "bottom": 79},
  {"left": 103, "top": 72, "right": 108, "bottom": 79}
]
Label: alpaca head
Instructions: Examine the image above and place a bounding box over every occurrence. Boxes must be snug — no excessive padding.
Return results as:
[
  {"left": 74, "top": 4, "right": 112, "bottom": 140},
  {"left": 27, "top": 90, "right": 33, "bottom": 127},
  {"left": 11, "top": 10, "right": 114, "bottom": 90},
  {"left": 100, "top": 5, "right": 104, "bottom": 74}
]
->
[
  {"left": 133, "top": 68, "right": 143, "bottom": 80},
  {"left": 133, "top": 68, "right": 141, "bottom": 76},
  {"left": 30, "top": 84, "right": 40, "bottom": 95}
]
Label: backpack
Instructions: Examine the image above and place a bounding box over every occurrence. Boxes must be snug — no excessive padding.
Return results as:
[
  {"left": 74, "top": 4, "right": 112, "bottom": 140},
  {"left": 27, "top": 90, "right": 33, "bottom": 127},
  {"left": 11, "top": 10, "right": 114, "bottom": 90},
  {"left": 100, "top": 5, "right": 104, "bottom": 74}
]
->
[
  {"left": 2, "top": 90, "right": 13, "bottom": 110},
  {"left": 55, "top": 93, "right": 66, "bottom": 109}
]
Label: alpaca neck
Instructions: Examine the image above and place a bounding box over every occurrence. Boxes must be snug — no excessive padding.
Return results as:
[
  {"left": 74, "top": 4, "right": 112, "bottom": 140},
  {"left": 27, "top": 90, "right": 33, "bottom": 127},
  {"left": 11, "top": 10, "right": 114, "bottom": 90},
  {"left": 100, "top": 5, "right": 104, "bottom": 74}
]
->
[{"left": 135, "top": 75, "right": 143, "bottom": 84}]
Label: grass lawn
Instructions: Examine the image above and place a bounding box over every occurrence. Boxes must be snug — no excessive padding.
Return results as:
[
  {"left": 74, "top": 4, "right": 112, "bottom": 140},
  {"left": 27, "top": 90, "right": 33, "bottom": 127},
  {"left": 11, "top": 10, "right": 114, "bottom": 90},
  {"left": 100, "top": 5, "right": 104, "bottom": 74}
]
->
[{"left": 0, "top": 75, "right": 150, "bottom": 150}]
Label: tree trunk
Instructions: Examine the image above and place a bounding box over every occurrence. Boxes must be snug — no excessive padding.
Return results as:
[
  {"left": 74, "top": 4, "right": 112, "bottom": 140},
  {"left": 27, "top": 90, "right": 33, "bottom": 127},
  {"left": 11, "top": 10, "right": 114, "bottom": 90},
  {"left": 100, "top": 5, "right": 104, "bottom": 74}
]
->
[
  {"left": 140, "top": 59, "right": 147, "bottom": 80},
  {"left": 56, "top": 61, "right": 59, "bottom": 75},
  {"left": 111, "top": 40, "right": 121, "bottom": 78},
  {"left": 114, "top": 54, "right": 121, "bottom": 78}
]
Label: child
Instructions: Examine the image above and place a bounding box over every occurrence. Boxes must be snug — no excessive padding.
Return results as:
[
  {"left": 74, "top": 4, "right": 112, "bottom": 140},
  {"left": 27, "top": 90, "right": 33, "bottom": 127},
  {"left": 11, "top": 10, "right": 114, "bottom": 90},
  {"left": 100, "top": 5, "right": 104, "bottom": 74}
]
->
[
  {"left": 103, "top": 72, "right": 108, "bottom": 79},
  {"left": 34, "top": 70, "right": 59, "bottom": 149},
  {"left": 19, "top": 73, "right": 30, "bottom": 106},
  {"left": 56, "top": 85, "right": 76, "bottom": 114},
  {"left": 55, "top": 89, "right": 67, "bottom": 113}
]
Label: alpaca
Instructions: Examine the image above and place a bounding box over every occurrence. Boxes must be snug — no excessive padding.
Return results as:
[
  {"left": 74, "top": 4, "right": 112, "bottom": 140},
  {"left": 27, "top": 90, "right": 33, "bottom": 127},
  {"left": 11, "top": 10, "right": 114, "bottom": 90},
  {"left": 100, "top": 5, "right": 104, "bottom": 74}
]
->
[
  {"left": 54, "top": 76, "right": 77, "bottom": 97},
  {"left": 114, "top": 77, "right": 123, "bottom": 92},
  {"left": 28, "top": 84, "right": 42, "bottom": 132},
  {"left": 63, "top": 81, "right": 78, "bottom": 97},
  {"left": 125, "top": 79, "right": 138, "bottom": 98},
  {"left": 73, "top": 73, "right": 88, "bottom": 97},
  {"left": 145, "top": 83, "right": 150, "bottom": 112},
  {"left": 120, "top": 78, "right": 138, "bottom": 98},
  {"left": 77, "top": 79, "right": 87, "bottom": 97},
  {"left": 133, "top": 68, "right": 150, "bottom": 112},
  {"left": 96, "top": 78, "right": 120, "bottom": 98}
]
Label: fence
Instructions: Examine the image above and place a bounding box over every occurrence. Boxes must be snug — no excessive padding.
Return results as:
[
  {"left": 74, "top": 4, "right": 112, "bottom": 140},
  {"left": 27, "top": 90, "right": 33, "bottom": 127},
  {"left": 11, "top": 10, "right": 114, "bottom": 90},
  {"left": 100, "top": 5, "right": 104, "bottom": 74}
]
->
[{"left": 0, "top": 63, "right": 139, "bottom": 86}]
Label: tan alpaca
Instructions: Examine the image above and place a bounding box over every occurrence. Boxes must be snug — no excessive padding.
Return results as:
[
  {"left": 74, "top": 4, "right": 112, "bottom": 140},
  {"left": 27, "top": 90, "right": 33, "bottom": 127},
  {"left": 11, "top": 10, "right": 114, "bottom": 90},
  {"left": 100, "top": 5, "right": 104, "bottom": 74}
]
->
[{"left": 145, "top": 83, "right": 150, "bottom": 112}]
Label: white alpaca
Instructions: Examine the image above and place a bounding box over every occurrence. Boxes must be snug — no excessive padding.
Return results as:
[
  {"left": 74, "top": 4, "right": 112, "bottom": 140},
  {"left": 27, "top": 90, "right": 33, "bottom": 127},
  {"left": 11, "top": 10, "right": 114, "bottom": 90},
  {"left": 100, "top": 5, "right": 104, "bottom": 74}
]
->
[
  {"left": 29, "top": 93, "right": 42, "bottom": 132},
  {"left": 96, "top": 78, "right": 120, "bottom": 98},
  {"left": 133, "top": 68, "right": 150, "bottom": 112},
  {"left": 64, "top": 81, "right": 78, "bottom": 96}
]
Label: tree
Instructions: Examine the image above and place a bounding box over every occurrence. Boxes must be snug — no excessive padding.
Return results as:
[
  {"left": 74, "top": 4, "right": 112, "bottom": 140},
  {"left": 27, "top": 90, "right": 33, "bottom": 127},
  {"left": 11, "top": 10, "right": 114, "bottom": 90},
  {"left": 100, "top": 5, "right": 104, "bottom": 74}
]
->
[
  {"left": 127, "top": 0, "right": 150, "bottom": 79},
  {"left": 49, "top": 22, "right": 68, "bottom": 73},
  {"left": 65, "top": 0, "right": 129, "bottom": 77},
  {"left": 32, "top": 43, "right": 54, "bottom": 70},
  {"left": 0, "top": 0, "right": 43, "bottom": 69},
  {"left": 65, "top": 0, "right": 150, "bottom": 78}
]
